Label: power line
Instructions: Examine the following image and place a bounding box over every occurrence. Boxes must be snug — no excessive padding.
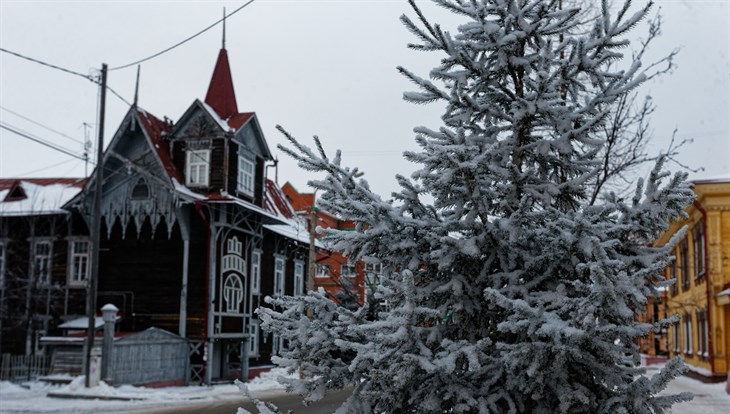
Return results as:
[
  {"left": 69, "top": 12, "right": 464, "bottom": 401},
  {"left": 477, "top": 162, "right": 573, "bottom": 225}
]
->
[
  {"left": 0, "top": 47, "right": 94, "bottom": 81},
  {"left": 15, "top": 157, "right": 78, "bottom": 176},
  {"left": 109, "top": 0, "right": 256, "bottom": 71},
  {"left": 1, "top": 47, "right": 132, "bottom": 107},
  {"left": 0, "top": 105, "right": 85, "bottom": 145},
  {"left": 0, "top": 122, "right": 90, "bottom": 163}
]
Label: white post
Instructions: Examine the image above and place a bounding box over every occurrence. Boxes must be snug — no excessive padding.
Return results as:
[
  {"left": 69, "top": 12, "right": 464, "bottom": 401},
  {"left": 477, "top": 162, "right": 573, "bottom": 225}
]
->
[{"left": 100, "top": 303, "right": 118, "bottom": 383}]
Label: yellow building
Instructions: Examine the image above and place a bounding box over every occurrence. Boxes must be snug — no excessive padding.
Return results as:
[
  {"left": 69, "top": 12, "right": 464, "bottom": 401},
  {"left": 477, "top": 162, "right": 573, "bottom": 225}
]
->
[{"left": 654, "top": 179, "right": 730, "bottom": 381}]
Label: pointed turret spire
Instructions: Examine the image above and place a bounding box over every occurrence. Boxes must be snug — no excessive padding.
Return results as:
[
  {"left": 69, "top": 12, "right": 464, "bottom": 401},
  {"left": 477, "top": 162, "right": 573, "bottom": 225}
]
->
[{"left": 204, "top": 47, "right": 238, "bottom": 120}]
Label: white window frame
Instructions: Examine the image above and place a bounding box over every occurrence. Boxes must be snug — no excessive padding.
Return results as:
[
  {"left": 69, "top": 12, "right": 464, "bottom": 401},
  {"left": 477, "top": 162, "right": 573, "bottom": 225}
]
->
[
  {"left": 274, "top": 256, "right": 286, "bottom": 297},
  {"left": 32, "top": 239, "right": 52, "bottom": 285},
  {"left": 237, "top": 155, "right": 255, "bottom": 196},
  {"left": 683, "top": 314, "right": 693, "bottom": 355},
  {"left": 249, "top": 320, "right": 259, "bottom": 356},
  {"left": 251, "top": 250, "right": 261, "bottom": 295},
  {"left": 315, "top": 264, "right": 330, "bottom": 278},
  {"left": 67, "top": 239, "right": 90, "bottom": 288},
  {"left": 672, "top": 321, "right": 680, "bottom": 354},
  {"left": 341, "top": 262, "right": 356, "bottom": 278},
  {"left": 223, "top": 274, "right": 244, "bottom": 313},
  {"left": 294, "top": 261, "right": 304, "bottom": 296},
  {"left": 272, "top": 334, "right": 285, "bottom": 356},
  {"left": 186, "top": 149, "right": 210, "bottom": 187}
]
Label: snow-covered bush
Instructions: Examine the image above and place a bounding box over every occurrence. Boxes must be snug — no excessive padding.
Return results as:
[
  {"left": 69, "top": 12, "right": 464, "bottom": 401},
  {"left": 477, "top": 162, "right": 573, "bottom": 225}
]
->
[{"left": 258, "top": 1, "right": 694, "bottom": 412}]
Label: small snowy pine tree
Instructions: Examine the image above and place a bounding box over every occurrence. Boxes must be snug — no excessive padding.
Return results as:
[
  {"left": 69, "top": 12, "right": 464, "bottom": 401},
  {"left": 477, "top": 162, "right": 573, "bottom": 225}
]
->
[{"left": 257, "top": 1, "right": 694, "bottom": 412}]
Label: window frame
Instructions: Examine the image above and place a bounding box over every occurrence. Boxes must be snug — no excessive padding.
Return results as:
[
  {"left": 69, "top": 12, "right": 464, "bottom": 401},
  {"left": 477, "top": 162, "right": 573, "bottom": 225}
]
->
[
  {"left": 682, "top": 313, "right": 693, "bottom": 355},
  {"left": 251, "top": 250, "right": 261, "bottom": 295},
  {"left": 679, "top": 239, "right": 690, "bottom": 291},
  {"left": 248, "top": 319, "right": 259, "bottom": 356},
  {"left": 67, "top": 238, "right": 90, "bottom": 288},
  {"left": 32, "top": 239, "right": 53, "bottom": 285},
  {"left": 237, "top": 155, "right": 255, "bottom": 197},
  {"left": 293, "top": 260, "right": 304, "bottom": 296},
  {"left": 692, "top": 222, "right": 706, "bottom": 282},
  {"left": 274, "top": 256, "right": 286, "bottom": 297},
  {"left": 186, "top": 149, "right": 210, "bottom": 187}
]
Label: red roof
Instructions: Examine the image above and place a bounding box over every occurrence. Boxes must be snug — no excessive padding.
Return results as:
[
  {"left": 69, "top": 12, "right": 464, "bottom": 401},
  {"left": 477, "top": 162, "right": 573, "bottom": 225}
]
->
[
  {"left": 0, "top": 178, "right": 85, "bottom": 192},
  {"left": 204, "top": 48, "right": 238, "bottom": 120},
  {"left": 264, "top": 179, "right": 296, "bottom": 219},
  {"left": 134, "top": 108, "right": 178, "bottom": 182}
]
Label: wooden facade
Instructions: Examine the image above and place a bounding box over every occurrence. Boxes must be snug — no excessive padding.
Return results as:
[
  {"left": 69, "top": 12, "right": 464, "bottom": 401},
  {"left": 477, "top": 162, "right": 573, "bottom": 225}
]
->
[{"left": 1, "top": 48, "right": 311, "bottom": 385}]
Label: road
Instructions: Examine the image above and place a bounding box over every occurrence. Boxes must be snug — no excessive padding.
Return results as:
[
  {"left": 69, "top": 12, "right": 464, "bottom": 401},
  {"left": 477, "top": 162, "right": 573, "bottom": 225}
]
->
[{"left": 136, "top": 388, "right": 352, "bottom": 414}]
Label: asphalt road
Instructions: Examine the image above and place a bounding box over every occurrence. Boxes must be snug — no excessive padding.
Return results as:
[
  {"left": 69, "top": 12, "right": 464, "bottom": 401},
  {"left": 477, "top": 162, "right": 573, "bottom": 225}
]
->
[{"left": 138, "top": 388, "right": 352, "bottom": 414}]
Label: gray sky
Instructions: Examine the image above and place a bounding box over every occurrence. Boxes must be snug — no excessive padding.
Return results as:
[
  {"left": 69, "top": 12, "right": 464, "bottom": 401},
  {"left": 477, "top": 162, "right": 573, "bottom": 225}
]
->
[{"left": 1, "top": 0, "right": 728, "bottom": 198}]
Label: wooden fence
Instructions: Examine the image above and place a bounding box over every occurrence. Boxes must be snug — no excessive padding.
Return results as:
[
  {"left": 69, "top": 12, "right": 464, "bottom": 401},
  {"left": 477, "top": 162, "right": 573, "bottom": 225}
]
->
[{"left": 0, "top": 354, "right": 49, "bottom": 381}]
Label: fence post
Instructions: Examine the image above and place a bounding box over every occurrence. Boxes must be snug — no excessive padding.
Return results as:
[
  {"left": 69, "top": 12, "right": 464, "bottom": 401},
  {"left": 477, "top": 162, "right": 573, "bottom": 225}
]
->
[{"left": 101, "top": 303, "right": 118, "bottom": 383}]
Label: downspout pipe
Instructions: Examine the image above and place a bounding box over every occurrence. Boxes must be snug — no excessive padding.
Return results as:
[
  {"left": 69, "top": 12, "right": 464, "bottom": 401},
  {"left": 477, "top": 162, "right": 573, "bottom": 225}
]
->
[{"left": 693, "top": 199, "right": 714, "bottom": 374}]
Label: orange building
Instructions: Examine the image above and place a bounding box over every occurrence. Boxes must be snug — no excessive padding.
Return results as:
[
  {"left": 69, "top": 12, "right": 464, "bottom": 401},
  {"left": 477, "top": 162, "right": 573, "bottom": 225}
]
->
[
  {"left": 649, "top": 179, "right": 730, "bottom": 381},
  {"left": 282, "top": 183, "right": 371, "bottom": 307}
]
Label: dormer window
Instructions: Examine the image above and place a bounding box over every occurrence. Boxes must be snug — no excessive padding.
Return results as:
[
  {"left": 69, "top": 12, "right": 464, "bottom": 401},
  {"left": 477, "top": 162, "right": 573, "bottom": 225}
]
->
[
  {"left": 186, "top": 149, "right": 210, "bottom": 187},
  {"left": 237, "top": 155, "right": 254, "bottom": 196}
]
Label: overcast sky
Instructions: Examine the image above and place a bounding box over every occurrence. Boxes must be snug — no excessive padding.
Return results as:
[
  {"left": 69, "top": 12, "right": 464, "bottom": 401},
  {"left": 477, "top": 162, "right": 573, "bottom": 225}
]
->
[{"left": 1, "top": 0, "right": 728, "bottom": 198}]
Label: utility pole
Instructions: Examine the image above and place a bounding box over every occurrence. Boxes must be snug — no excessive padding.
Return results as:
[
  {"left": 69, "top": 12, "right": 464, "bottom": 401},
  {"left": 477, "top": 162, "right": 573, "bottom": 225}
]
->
[{"left": 85, "top": 63, "right": 107, "bottom": 388}]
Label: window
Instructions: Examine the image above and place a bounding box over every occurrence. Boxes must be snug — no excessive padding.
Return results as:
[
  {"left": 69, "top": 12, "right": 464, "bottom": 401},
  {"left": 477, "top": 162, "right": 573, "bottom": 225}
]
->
[
  {"left": 0, "top": 241, "right": 5, "bottom": 288},
  {"left": 669, "top": 257, "right": 678, "bottom": 296},
  {"left": 248, "top": 320, "right": 259, "bottom": 356},
  {"left": 692, "top": 222, "right": 705, "bottom": 281},
  {"left": 223, "top": 275, "right": 244, "bottom": 313},
  {"left": 679, "top": 239, "right": 689, "bottom": 291},
  {"left": 341, "top": 262, "right": 356, "bottom": 278},
  {"left": 672, "top": 321, "right": 680, "bottom": 354},
  {"left": 315, "top": 264, "right": 330, "bottom": 278},
  {"left": 186, "top": 149, "right": 210, "bottom": 187},
  {"left": 274, "top": 257, "right": 285, "bottom": 297},
  {"left": 131, "top": 178, "right": 149, "bottom": 199},
  {"left": 682, "top": 313, "right": 693, "bottom": 355},
  {"left": 237, "top": 156, "right": 255, "bottom": 196},
  {"left": 272, "top": 334, "right": 286, "bottom": 356},
  {"left": 32, "top": 240, "right": 52, "bottom": 284},
  {"left": 294, "top": 261, "right": 304, "bottom": 296},
  {"left": 68, "top": 240, "right": 90, "bottom": 287},
  {"left": 251, "top": 250, "right": 261, "bottom": 295},
  {"left": 697, "top": 309, "right": 709, "bottom": 358}
]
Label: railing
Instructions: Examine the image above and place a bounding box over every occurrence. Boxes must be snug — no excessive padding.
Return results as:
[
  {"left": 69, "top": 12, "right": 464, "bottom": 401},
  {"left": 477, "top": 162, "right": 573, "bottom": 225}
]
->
[{"left": 0, "top": 353, "right": 49, "bottom": 381}]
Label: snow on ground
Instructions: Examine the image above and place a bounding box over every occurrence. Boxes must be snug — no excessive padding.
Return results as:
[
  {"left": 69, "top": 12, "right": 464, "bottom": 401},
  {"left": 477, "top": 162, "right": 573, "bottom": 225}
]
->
[
  {"left": 0, "top": 365, "right": 727, "bottom": 413},
  {"left": 0, "top": 368, "right": 295, "bottom": 414},
  {"left": 646, "top": 364, "right": 729, "bottom": 414}
]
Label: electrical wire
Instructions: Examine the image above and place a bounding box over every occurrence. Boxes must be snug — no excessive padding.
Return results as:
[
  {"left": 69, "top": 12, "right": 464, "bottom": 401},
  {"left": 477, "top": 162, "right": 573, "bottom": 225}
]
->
[
  {"left": 15, "top": 157, "right": 78, "bottom": 176},
  {"left": 0, "top": 105, "right": 86, "bottom": 145},
  {"left": 0, "top": 47, "right": 94, "bottom": 82},
  {"left": 0, "top": 122, "right": 90, "bottom": 162},
  {"left": 109, "top": 0, "right": 256, "bottom": 71}
]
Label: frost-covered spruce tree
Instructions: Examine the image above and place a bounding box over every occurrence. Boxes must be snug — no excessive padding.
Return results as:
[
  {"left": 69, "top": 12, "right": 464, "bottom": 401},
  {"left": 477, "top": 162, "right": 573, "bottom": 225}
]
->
[{"left": 257, "top": 1, "right": 694, "bottom": 412}]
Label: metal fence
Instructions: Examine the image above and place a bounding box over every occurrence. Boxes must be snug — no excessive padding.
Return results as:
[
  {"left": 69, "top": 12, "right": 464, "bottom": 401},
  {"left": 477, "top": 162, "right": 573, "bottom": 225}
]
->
[
  {"left": 110, "top": 328, "right": 188, "bottom": 385},
  {"left": 0, "top": 353, "right": 49, "bottom": 381}
]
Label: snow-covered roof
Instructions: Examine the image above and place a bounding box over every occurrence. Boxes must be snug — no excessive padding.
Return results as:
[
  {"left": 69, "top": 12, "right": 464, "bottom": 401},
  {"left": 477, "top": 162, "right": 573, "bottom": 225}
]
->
[
  {"left": 58, "top": 315, "right": 120, "bottom": 330},
  {"left": 0, "top": 178, "right": 85, "bottom": 217}
]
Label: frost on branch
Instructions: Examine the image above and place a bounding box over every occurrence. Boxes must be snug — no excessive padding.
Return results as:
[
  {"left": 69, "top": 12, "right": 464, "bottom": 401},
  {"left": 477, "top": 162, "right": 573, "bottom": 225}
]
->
[{"left": 262, "top": 1, "right": 694, "bottom": 412}]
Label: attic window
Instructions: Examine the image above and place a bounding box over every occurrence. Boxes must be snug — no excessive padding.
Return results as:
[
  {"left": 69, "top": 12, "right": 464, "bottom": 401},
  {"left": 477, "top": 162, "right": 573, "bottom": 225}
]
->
[
  {"left": 131, "top": 179, "right": 150, "bottom": 199},
  {"left": 5, "top": 183, "right": 27, "bottom": 201}
]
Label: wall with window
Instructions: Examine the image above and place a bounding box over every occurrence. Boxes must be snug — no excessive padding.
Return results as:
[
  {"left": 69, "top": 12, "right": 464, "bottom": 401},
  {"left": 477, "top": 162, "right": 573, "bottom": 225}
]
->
[{"left": 654, "top": 180, "right": 730, "bottom": 380}]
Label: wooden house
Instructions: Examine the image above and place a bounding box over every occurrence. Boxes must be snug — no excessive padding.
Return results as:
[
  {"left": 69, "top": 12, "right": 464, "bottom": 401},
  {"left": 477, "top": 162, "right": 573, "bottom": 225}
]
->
[
  {"left": 0, "top": 178, "right": 87, "bottom": 357},
  {"left": 2, "top": 47, "right": 311, "bottom": 385}
]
